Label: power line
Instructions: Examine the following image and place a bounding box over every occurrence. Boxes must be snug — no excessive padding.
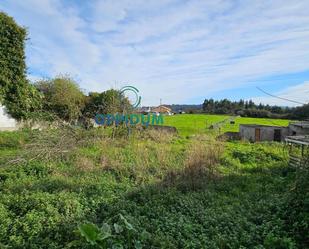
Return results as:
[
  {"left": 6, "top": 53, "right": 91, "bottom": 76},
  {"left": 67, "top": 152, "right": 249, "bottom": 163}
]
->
[{"left": 256, "top": 87, "right": 305, "bottom": 105}]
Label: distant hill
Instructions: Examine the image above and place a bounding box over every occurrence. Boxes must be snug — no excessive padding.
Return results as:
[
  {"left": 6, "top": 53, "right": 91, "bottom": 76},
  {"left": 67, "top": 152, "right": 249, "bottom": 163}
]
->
[{"left": 167, "top": 104, "right": 203, "bottom": 113}]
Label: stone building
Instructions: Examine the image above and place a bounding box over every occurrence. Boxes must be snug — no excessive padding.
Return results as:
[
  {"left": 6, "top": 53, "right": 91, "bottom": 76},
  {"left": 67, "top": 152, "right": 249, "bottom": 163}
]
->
[
  {"left": 239, "top": 121, "right": 309, "bottom": 142},
  {"left": 239, "top": 124, "right": 289, "bottom": 142}
]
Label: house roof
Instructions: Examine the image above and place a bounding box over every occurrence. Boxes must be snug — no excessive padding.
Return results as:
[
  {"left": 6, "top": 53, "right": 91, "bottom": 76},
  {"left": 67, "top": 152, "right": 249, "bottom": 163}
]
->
[{"left": 152, "top": 105, "right": 172, "bottom": 112}]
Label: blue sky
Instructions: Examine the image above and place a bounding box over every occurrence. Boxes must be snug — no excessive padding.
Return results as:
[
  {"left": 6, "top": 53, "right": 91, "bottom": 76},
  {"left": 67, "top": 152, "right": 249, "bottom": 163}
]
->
[{"left": 0, "top": 0, "right": 309, "bottom": 106}]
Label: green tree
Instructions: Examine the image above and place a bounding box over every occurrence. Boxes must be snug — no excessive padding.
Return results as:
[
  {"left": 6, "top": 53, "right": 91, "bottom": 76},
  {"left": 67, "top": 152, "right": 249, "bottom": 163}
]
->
[
  {"left": 36, "top": 76, "right": 85, "bottom": 122},
  {"left": 0, "top": 12, "right": 42, "bottom": 120},
  {"left": 4, "top": 83, "right": 43, "bottom": 120},
  {"left": 83, "top": 89, "right": 132, "bottom": 118},
  {"left": 291, "top": 104, "right": 309, "bottom": 120}
]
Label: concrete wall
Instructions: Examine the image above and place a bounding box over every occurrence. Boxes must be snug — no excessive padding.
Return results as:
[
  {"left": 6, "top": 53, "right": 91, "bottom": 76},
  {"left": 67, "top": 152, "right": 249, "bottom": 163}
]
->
[
  {"left": 0, "top": 105, "right": 18, "bottom": 131},
  {"left": 240, "top": 125, "right": 289, "bottom": 142}
]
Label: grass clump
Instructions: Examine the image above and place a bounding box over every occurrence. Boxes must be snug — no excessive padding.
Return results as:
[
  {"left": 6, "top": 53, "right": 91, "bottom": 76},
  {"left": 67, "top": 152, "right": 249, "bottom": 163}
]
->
[{"left": 163, "top": 136, "right": 224, "bottom": 190}]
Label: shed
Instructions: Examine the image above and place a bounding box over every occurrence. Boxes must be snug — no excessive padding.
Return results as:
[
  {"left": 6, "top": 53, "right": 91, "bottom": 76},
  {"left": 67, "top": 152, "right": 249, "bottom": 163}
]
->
[
  {"left": 151, "top": 105, "right": 172, "bottom": 115},
  {"left": 239, "top": 124, "right": 289, "bottom": 142}
]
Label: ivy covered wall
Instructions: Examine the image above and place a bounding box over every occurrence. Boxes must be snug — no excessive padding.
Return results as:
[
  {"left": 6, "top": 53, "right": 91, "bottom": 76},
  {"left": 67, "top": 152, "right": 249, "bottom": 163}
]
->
[{"left": 0, "top": 12, "right": 42, "bottom": 120}]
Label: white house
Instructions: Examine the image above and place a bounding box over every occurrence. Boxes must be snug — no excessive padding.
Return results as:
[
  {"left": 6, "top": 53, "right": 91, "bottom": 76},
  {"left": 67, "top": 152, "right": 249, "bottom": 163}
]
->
[{"left": 0, "top": 105, "right": 18, "bottom": 131}]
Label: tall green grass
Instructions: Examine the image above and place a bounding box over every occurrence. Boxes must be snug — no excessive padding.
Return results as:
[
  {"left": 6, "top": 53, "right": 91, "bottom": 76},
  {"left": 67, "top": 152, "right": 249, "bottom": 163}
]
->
[{"left": 163, "top": 114, "right": 290, "bottom": 136}]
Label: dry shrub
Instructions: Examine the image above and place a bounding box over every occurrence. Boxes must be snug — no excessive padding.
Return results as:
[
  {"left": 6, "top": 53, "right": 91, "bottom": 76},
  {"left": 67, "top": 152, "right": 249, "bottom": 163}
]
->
[
  {"left": 98, "top": 139, "right": 175, "bottom": 184},
  {"left": 75, "top": 156, "right": 96, "bottom": 172},
  {"left": 99, "top": 155, "right": 110, "bottom": 169},
  {"left": 99, "top": 155, "right": 124, "bottom": 176},
  {"left": 164, "top": 136, "right": 224, "bottom": 190},
  {"left": 6, "top": 128, "right": 79, "bottom": 164},
  {"left": 9, "top": 126, "right": 108, "bottom": 164},
  {"left": 98, "top": 146, "right": 131, "bottom": 180},
  {"left": 184, "top": 139, "right": 223, "bottom": 178},
  {"left": 133, "top": 142, "right": 181, "bottom": 183},
  {"left": 155, "top": 145, "right": 171, "bottom": 169},
  {"left": 141, "top": 129, "right": 175, "bottom": 143}
]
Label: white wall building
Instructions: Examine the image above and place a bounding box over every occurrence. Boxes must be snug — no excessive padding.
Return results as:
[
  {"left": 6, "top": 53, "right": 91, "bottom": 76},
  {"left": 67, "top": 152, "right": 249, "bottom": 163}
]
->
[{"left": 0, "top": 105, "right": 18, "bottom": 131}]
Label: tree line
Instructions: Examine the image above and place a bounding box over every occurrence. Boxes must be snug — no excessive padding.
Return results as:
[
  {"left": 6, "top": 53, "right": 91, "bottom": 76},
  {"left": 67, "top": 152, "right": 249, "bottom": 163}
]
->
[{"left": 202, "top": 98, "right": 309, "bottom": 120}]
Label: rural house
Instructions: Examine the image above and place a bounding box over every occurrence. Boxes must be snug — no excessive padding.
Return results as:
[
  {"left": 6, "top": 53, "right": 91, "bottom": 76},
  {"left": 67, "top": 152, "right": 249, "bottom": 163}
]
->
[{"left": 151, "top": 105, "right": 172, "bottom": 115}]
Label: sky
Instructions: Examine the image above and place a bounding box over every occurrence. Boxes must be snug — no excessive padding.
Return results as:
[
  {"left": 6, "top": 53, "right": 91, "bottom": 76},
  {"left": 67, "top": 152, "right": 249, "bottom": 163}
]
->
[{"left": 0, "top": 0, "right": 309, "bottom": 106}]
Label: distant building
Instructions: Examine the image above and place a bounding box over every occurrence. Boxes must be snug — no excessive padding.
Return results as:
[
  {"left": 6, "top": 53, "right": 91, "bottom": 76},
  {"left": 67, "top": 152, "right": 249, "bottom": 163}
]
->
[
  {"left": 239, "top": 121, "right": 309, "bottom": 142},
  {"left": 151, "top": 105, "right": 172, "bottom": 115},
  {"left": 137, "top": 107, "right": 152, "bottom": 115}
]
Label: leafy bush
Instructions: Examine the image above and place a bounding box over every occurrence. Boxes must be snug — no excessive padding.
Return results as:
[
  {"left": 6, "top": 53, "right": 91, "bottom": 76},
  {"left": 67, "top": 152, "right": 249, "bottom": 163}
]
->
[
  {"left": 0, "top": 12, "right": 27, "bottom": 99},
  {"left": 35, "top": 76, "right": 85, "bottom": 122},
  {"left": 78, "top": 214, "right": 148, "bottom": 248},
  {"left": 83, "top": 89, "right": 132, "bottom": 119}
]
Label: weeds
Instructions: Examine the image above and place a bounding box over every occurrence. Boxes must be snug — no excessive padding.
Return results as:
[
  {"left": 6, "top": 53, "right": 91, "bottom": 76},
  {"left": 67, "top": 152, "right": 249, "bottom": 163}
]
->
[{"left": 0, "top": 128, "right": 307, "bottom": 248}]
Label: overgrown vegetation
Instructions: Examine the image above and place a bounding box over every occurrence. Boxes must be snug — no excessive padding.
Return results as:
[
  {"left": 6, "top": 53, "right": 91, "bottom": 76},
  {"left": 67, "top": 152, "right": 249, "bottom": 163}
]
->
[
  {"left": 0, "top": 11, "right": 307, "bottom": 249},
  {"left": 0, "top": 126, "right": 307, "bottom": 248}
]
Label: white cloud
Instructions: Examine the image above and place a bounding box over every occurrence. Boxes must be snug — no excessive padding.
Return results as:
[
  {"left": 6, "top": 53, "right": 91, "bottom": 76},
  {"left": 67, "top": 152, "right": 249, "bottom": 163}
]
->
[{"left": 0, "top": 0, "right": 309, "bottom": 105}]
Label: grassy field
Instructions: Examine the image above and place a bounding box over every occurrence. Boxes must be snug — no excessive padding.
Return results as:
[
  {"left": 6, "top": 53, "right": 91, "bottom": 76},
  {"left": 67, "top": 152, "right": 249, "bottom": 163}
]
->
[
  {"left": 0, "top": 115, "right": 307, "bottom": 249},
  {"left": 163, "top": 114, "right": 290, "bottom": 136}
]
